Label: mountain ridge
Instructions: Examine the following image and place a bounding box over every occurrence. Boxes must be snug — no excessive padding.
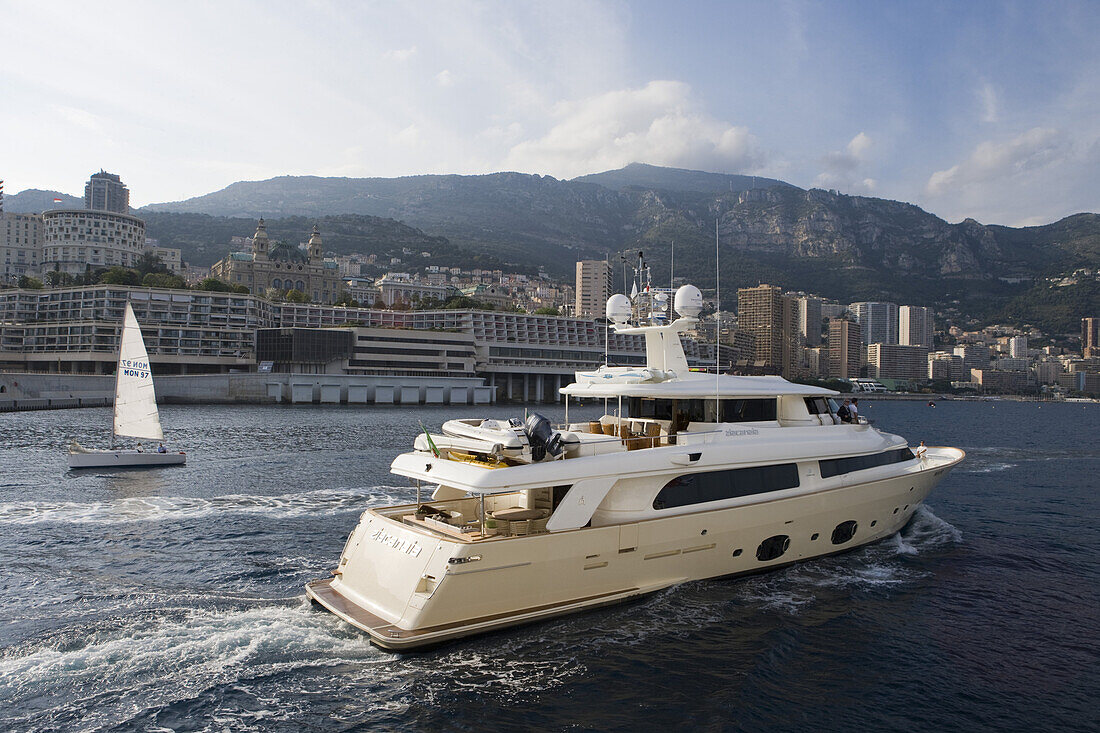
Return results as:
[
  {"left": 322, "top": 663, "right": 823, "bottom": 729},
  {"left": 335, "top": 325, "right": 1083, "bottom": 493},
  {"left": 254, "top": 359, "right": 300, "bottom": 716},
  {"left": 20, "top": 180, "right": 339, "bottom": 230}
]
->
[{"left": 5, "top": 164, "right": 1099, "bottom": 331}]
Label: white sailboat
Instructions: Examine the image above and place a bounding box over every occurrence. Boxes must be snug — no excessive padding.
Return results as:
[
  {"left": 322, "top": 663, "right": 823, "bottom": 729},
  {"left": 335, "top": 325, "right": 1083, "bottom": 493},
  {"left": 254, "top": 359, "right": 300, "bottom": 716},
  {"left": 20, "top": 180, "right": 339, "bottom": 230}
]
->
[{"left": 68, "top": 302, "right": 186, "bottom": 469}]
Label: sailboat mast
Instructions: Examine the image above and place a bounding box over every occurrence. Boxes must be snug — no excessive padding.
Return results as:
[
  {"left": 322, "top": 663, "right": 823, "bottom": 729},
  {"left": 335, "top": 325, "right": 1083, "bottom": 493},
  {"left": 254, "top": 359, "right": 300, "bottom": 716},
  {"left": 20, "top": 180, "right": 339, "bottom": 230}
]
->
[{"left": 111, "top": 304, "right": 126, "bottom": 450}]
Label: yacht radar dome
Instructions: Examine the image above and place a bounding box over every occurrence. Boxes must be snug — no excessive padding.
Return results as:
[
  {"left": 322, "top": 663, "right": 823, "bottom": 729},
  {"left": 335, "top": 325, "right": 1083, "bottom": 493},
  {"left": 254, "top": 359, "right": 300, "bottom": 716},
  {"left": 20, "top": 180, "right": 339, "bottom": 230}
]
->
[
  {"left": 606, "top": 294, "right": 632, "bottom": 324},
  {"left": 674, "top": 284, "right": 703, "bottom": 318}
]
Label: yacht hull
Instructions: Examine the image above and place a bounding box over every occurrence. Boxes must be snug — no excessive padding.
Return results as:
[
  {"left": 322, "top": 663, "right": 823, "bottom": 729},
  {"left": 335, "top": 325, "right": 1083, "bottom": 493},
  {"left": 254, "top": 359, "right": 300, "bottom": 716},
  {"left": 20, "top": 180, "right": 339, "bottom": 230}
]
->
[
  {"left": 307, "top": 447, "right": 963, "bottom": 651},
  {"left": 68, "top": 450, "right": 186, "bottom": 469}
]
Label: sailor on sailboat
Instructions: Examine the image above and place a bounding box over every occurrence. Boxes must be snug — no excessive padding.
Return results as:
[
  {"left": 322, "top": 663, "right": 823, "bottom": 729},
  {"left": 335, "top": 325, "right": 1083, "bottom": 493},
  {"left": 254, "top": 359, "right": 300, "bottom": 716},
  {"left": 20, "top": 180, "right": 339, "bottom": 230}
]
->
[{"left": 68, "top": 302, "right": 185, "bottom": 469}]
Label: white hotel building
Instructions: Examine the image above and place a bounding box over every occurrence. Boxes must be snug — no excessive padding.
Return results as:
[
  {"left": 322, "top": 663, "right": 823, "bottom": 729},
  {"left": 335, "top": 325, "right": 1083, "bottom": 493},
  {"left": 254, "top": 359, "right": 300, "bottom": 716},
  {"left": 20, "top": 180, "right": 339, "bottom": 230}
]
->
[{"left": 41, "top": 209, "right": 146, "bottom": 276}]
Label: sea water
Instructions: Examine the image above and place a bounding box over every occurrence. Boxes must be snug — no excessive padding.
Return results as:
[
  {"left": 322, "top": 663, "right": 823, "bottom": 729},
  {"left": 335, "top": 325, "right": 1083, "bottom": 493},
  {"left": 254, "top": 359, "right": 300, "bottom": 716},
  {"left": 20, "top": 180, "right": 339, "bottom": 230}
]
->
[{"left": 0, "top": 401, "right": 1096, "bottom": 732}]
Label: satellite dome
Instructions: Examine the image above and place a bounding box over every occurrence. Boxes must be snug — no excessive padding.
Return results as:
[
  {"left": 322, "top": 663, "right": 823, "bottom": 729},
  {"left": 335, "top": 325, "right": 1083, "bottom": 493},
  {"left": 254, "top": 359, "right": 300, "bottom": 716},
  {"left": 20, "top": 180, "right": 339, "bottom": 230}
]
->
[
  {"left": 674, "top": 285, "right": 703, "bottom": 318},
  {"left": 606, "top": 294, "right": 632, "bottom": 324},
  {"left": 654, "top": 291, "right": 668, "bottom": 303}
]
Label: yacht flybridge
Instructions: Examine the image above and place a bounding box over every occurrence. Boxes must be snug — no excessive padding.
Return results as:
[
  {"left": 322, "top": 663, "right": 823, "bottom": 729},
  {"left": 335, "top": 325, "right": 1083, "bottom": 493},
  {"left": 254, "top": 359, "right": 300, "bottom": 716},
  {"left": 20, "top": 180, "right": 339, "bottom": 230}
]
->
[{"left": 307, "top": 285, "right": 964, "bottom": 650}]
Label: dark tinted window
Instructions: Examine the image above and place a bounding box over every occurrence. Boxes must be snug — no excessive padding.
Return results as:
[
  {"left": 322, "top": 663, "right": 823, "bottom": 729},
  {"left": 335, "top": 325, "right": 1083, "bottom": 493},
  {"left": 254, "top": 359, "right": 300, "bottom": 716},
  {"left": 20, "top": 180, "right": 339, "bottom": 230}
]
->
[
  {"left": 653, "top": 463, "right": 800, "bottom": 510},
  {"left": 720, "top": 399, "right": 777, "bottom": 422},
  {"left": 819, "top": 448, "right": 915, "bottom": 479},
  {"left": 628, "top": 398, "right": 776, "bottom": 423}
]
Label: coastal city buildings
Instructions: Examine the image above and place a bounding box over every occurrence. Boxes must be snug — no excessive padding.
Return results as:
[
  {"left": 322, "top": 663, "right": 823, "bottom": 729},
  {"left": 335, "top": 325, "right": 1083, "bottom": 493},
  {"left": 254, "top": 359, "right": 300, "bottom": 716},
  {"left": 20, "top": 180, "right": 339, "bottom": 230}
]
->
[
  {"left": 1, "top": 212, "right": 42, "bottom": 284},
  {"left": 796, "top": 294, "right": 823, "bottom": 346},
  {"left": 827, "top": 318, "right": 861, "bottom": 379},
  {"left": 84, "top": 171, "right": 130, "bottom": 214},
  {"left": 866, "top": 343, "right": 930, "bottom": 381},
  {"left": 575, "top": 259, "right": 612, "bottom": 318},
  {"left": 210, "top": 221, "right": 342, "bottom": 304},
  {"left": 899, "top": 305, "right": 934, "bottom": 348},
  {"left": 737, "top": 284, "right": 797, "bottom": 378},
  {"left": 850, "top": 301, "right": 899, "bottom": 345},
  {"left": 1083, "top": 317, "right": 1099, "bottom": 358},
  {"left": 41, "top": 208, "right": 146, "bottom": 276},
  {"left": 37, "top": 171, "right": 147, "bottom": 277}
]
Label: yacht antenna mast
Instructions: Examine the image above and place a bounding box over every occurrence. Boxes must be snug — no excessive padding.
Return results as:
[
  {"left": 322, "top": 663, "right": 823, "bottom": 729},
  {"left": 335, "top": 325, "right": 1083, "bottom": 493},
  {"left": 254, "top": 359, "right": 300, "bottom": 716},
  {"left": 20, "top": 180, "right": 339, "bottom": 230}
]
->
[
  {"left": 715, "top": 218, "right": 720, "bottom": 407},
  {"left": 669, "top": 240, "right": 675, "bottom": 321}
]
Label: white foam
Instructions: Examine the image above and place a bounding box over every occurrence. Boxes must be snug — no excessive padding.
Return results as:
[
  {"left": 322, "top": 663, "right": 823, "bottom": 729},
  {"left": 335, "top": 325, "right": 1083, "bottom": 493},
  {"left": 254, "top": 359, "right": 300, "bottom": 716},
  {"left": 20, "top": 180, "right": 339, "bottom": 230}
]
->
[
  {"left": 0, "top": 487, "right": 411, "bottom": 525},
  {"left": 0, "top": 600, "right": 386, "bottom": 732}
]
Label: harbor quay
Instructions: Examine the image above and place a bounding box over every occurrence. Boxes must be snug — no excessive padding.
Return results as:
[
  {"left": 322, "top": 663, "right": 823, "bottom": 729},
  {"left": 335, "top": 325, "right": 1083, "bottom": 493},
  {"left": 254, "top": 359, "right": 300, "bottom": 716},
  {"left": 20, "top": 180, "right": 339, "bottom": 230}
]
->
[
  {"left": 0, "top": 372, "right": 492, "bottom": 411},
  {"left": 0, "top": 284, "right": 727, "bottom": 410}
]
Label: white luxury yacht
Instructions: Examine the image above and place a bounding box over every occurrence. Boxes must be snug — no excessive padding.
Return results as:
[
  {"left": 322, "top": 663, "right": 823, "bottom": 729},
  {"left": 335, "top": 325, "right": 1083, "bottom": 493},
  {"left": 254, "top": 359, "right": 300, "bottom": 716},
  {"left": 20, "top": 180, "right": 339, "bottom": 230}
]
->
[{"left": 307, "top": 285, "right": 964, "bottom": 650}]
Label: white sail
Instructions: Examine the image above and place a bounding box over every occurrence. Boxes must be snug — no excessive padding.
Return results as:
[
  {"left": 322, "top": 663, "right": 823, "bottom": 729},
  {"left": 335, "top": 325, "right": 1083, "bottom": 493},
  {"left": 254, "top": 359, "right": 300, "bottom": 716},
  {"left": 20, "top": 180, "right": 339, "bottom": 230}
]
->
[{"left": 113, "top": 302, "right": 163, "bottom": 441}]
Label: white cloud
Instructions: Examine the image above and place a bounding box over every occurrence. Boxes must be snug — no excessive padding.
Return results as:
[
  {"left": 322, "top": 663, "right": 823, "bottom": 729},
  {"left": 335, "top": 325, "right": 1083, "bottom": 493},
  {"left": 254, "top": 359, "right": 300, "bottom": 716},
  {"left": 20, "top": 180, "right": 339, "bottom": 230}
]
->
[
  {"left": 847, "top": 131, "right": 872, "bottom": 158},
  {"left": 435, "top": 69, "right": 454, "bottom": 87},
  {"left": 925, "top": 127, "right": 1068, "bottom": 196},
  {"left": 52, "top": 105, "right": 103, "bottom": 131},
  {"left": 813, "top": 132, "right": 873, "bottom": 191},
  {"left": 383, "top": 46, "right": 418, "bottom": 61},
  {"left": 391, "top": 125, "right": 421, "bottom": 147},
  {"left": 502, "top": 80, "right": 762, "bottom": 178},
  {"left": 979, "top": 82, "right": 998, "bottom": 123}
]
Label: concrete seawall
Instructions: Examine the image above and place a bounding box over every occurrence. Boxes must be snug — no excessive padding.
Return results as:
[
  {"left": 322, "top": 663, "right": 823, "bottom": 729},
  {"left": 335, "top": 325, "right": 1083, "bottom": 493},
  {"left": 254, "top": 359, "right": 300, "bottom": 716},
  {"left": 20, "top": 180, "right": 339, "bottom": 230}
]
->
[{"left": 0, "top": 372, "right": 494, "bottom": 411}]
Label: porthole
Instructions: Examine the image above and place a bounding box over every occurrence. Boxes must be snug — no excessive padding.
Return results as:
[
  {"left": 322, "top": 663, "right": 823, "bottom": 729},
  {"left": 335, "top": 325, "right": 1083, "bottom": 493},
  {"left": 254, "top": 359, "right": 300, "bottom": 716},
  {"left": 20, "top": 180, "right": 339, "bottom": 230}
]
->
[
  {"left": 810, "top": 533, "right": 819, "bottom": 541},
  {"left": 904, "top": 505, "right": 909, "bottom": 510},
  {"left": 756, "top": 534, "right": 790, "bottom": 562},
  {"left": 831, "top": 520, "right": 858, "bottom": 545},
  {"left": 732, "top": 548, "right": 742, "bottom": 557},
  {"left": 870, "top": 520, "right": 877, "bottom": 527},
  {"left": 893, "top": 507, "right": 899, "bottom": 514},
  {"left": 700, "top": 529, "right": 707, "bottom": 535}
]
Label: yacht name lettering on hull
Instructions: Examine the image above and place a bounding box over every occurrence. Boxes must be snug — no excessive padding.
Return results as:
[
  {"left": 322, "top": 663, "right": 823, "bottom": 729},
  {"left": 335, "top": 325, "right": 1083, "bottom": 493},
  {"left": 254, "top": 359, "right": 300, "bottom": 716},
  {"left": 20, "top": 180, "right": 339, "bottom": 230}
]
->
[
  {"left": 725, "top": 428, "right": 760, "bottom": 437},
  {"left": 371, "top": 528, "right": 423, "bottom": 557}
]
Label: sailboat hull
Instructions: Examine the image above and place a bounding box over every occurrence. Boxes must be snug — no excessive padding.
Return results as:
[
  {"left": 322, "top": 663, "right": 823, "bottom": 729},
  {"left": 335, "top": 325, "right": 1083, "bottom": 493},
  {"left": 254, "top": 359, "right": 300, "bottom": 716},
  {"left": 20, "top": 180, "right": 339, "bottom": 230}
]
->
[{"left": 67, "top": 450, "right": 186, "bottom": 469}]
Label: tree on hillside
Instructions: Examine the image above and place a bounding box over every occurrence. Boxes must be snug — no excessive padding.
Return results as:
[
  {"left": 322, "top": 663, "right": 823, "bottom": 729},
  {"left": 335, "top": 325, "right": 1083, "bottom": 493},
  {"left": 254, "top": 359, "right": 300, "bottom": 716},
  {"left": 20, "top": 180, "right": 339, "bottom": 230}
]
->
[
  {"left": 100, "top": 267, "right": 142, "bottom": 286},
  {"left": 142, "top": 272, "right": 187, "bottom": 289},
  {"left": 44, "top": 270, "right": 76, "bottom": 288},
  {"left": 135, "top": 251, "right": 169, "bottom": 276},
  {"left": 285, "top": 289, "right": 309, "bottom": 303},
  {"left": 534, "top": 306, "right": 560, "bottom": 315},
  {"left": 196, "top": 277, "right": 234, "bottom": 292},
  {"left": 18, "top": 275, "right": 43, "bottom": 289}
]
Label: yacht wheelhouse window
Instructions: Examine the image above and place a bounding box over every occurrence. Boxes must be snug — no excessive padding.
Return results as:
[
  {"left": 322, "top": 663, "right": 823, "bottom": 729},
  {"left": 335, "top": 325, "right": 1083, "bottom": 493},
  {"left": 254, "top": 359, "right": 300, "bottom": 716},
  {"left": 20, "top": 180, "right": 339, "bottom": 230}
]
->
[
  {"left": 818, "top": 448, "right": 916, "bottom": 479},
  {"left": 653, "top": 463, "right": 800, "bottom": 510},
  {"left": 804, "top": 397, "right": 831, "bottom": 415},
  {"left": 627, "top": 398, "right": 777, "bottom": 423}
]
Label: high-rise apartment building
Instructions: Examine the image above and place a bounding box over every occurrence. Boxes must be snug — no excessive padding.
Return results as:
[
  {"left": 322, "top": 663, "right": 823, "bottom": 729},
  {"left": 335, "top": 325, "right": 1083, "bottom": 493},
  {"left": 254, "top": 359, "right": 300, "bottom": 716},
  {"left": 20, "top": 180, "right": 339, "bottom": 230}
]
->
[
  {"left": 1, "top": 212, "right": 43, "bottom": 283},
  {"left": 899, "top": 305, "right": 934, "bottom": 348},
  {"left": 849, "top": 301, "right": 899, "bottom": 345},
  {"left": 575, "top": 259, "right": 612, "bottom": 318},
  {"left": 738, "top": 284, "right": 797, "bottom": 378},
  {"left": 1082, "top": 317, "right": 1100, "bottom": 358},
  {"left": 866, "top": 343, "right": 930, "bottom": 381},
  {"left": 797, "top": 295, "right": 823, "bottom": 346},
  {"left": 85, "top": 170, "right": 130, "bottom": 214},
  {"left": 41, "top": 171, "right": 145, "bottom": 276},
  {"left": 1009, "top": 336, "right": 1028, "bottom": 358},
  {"left": 827, "top": 318, "right": 861, "bottom": 379}
]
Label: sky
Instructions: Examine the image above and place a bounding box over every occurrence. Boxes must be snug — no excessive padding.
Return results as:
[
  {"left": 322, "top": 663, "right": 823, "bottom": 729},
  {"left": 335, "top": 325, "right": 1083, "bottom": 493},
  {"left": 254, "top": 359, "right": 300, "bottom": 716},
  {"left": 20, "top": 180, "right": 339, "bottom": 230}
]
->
[{"left": 1, "top": 0, "right": 1098, "bottom": 225}]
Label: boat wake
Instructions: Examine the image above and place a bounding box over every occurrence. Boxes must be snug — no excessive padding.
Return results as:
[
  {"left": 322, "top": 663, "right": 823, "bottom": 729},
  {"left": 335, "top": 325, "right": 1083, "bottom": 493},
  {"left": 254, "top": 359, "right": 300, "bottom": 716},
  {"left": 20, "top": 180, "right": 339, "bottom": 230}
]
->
[
  {"left": 0, "top": 487, "right": 413, "bottom": 525},
  {"left": 0, "top": 599, "right": 386, "bottom": 733}
]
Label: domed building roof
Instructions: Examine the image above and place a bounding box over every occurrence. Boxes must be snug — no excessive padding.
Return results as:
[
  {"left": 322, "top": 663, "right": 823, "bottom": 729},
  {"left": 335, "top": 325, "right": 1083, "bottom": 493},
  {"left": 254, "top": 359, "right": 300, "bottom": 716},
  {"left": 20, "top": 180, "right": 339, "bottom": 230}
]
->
[{"left": 268, "top": 239, "right": 307, "bottom": 262}]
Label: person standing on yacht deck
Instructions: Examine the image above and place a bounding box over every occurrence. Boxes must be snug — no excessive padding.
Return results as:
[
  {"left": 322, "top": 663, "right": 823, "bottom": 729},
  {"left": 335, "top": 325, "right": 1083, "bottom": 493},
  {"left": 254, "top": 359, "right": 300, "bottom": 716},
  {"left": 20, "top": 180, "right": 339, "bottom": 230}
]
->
[
  {"left": 837, "top": 399, "right": 852, "bottom": 423},
  {"left": 849, "top": 398, "right": 860, "bottom": 423}
]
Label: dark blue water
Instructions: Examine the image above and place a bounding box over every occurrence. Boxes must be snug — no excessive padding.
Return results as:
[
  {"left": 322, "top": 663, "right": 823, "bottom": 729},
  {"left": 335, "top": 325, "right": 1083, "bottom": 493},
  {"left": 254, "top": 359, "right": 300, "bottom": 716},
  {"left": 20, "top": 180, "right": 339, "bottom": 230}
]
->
[{"left": 0, "top": 400, "right": 1097, "bottom": 732}]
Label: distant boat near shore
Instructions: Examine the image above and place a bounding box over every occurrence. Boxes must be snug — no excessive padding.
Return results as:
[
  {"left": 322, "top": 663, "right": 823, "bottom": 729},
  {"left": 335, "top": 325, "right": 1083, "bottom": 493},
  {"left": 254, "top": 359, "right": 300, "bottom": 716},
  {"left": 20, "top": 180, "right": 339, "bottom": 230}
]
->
[{"left": 67, "top": 303, "right": 185, "bottom": 469}]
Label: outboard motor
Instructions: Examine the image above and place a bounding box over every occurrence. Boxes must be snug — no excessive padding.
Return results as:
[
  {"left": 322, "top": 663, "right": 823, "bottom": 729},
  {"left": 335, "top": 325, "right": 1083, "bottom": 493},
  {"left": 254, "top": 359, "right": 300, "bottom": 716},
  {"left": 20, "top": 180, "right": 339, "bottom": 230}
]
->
[{"left": 524, "top": 412, "right": 563, "bottom": 462}]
